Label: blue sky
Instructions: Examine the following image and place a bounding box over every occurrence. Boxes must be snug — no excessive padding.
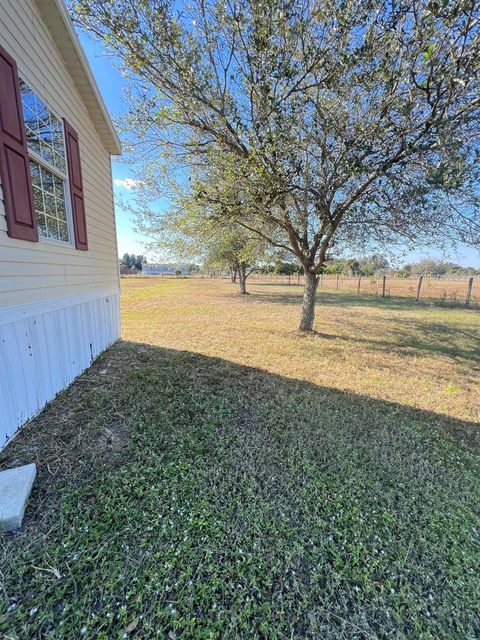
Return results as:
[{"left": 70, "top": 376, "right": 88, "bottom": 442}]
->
[
  {"left": 78, "top": 33, "right": 155, "bottom": 258},
  {"left": 79, "top": 32, "right": 480, "bottom": 268}
]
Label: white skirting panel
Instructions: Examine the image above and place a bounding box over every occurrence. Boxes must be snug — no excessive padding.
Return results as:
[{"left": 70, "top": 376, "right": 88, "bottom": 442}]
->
[{"left": 0, "top": 288, "right": 120, "bottom": 450}]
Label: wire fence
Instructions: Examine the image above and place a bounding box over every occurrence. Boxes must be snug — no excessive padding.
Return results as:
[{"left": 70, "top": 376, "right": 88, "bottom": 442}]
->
[
  {"left": 121, "top": 271, "right": 479, "bottom": 308},
  {"left": 247, "top": 272, "right": 479, "bottom": 308}
]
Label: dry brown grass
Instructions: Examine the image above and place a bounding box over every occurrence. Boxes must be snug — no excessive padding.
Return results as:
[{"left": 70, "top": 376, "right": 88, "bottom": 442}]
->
[
  {"left": 247, "top": 273, "right": 480, "bottom": 305},
  {"left": 3, "top": 275, "right": 480, "bottom": 639},
  {"left": 122, "top": 276, "right": 480, "bottom": 424}
]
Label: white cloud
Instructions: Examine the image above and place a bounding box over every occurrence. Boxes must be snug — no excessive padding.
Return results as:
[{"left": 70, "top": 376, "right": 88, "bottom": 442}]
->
[{"left": 113, "top": 178, "right": 144, "bottom": 190}]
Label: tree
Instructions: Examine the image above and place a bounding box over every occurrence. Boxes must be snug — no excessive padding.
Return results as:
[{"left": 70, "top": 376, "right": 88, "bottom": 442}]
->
[
  {"left": 134, "top": 255, "right": 147, "bottom": 270},
  {"left": 358, "top": 255, "right": 390, "bottom": 276},
  {"left": 120, "top": 253, "right": 138, "bottom": 269},
  {"left": 401, "top": 258, "right": 479, "bottom": 276},
  {"left": 76, "top": 0, "right": 480, "bottom": 331},
  {"left": 324, "top": 260, "right": 346, "bottom": 275},
  {"left": 274, "top": 261, "right": 300, "bottom": 276},
  {"left": 202, "top": 224, "right": 265, "bottom": 293},
  {"left": 119, "top": 253, "right": 146, "bottom": 270},
  {"left": 119, "top": 253, "right": 133, "bottom": 269},
  {"left": 348, "top": 260, "right": 360, "bottom": 277},
  {"left": 134, "top": 187, "right": 267, "bottom": 294}
]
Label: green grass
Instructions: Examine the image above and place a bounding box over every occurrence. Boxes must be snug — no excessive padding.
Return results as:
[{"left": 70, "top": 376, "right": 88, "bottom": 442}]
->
[{"left": 1, "top": 278, "right": 480, "bottom": 639}]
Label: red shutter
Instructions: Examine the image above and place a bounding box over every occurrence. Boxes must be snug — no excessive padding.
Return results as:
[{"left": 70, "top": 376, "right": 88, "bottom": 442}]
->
[
  {"left": 0, "top": 44, "right": 37, "bottom": 242},
  {"left": 63, "top": 119, "right": 88, "bottom": 250}
]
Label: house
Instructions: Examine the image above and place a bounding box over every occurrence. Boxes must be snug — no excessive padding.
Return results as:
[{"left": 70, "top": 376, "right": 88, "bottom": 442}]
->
[
  {"left": 0, "top": 0, "right": 121, "bottom": 450},
  {"left": 143, "top": 263, "right": 191, "bottom": 275}
]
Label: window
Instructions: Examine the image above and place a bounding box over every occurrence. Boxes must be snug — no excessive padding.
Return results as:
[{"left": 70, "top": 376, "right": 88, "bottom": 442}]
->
[{"left": 19, "top": 80, "right": 71, "bottom": 243}]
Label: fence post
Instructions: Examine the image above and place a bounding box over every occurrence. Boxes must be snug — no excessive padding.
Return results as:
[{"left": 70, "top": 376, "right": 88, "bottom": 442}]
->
[
  {"left": 416, "top": 275, "right": 423, "bottom": 302},
  {"left": 466, "top": 277, "right": 474, "bottom": 307},
  {"left": 357, "top": 275, "right": 361, "bottom": 294},
  {"left": 382, "top": 275, "right": 386, "bottom": 298},
  {"left": 336, "top": 273, "right": 339, "bottom": 289}
]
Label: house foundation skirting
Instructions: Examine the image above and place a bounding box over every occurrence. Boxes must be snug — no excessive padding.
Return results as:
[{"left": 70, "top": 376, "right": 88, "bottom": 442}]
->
[{"left": 0, "top": 288, "right": 120, "bottom": 449}]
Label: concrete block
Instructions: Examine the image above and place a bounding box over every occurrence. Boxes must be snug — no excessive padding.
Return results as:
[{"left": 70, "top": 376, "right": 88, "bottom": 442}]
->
[{"left": 0, "top": 463, "right": 36, "bottom": 532}]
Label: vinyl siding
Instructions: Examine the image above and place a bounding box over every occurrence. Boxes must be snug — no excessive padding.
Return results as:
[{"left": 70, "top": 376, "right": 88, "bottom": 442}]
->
[
  {"left": 0, "top": 0, "right": 119, "bottom": 308},
  {"left": 0, "top": 288, "right": 120, "bottom": 446}
]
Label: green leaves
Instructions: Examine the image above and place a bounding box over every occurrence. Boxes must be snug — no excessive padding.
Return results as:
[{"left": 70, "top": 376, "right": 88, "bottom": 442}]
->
[
  {"left": 424, "top": 44, "right": 435, "bottom": 61},
  {"left": 74, "top": 0, "right": 480, "bottom": 308}
]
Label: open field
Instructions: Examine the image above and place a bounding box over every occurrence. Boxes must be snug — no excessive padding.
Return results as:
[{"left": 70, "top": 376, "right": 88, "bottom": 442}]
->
[
  {"left": 121, "top": 277, "right": 480, "bottom": 422},
  {"left": 1, "top": 278, "right": 480, "bottom": 638},
  {"left": 129, "top": 272, "right": 480, "bottom": 307}
]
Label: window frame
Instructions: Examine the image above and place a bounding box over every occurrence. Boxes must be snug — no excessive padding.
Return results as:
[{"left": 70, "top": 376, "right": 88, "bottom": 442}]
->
[{"left": 20, "top": 79, "right": 74, "bottom": 248}]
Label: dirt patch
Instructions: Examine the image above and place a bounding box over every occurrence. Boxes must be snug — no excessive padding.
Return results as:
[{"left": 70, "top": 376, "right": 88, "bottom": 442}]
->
[{"left": 97, "top": 419, "right": 131, "bottom": 467}]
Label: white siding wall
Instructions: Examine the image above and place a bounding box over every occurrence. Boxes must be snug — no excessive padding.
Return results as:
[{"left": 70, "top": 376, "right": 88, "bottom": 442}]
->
[
  {"left": 0, "top": 0, "right": 121, "bottom": 448},
  {"left": 0, "top": 0, "right": 120, "bottom": 306},
  {"left": 0, "top": 289, "right": 120, "bottom": 446}
]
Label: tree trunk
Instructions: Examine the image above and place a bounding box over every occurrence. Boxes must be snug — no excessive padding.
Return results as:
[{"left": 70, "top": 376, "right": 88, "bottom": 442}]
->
[
  {"left": 238, "top": 263, "right": 248, "bottom": 294},
  {"left": 298, "top": 271, "right": 319, "bottom": 332},
  {"left": 231, "top": 269, "right": 237, "bottom": 283}
]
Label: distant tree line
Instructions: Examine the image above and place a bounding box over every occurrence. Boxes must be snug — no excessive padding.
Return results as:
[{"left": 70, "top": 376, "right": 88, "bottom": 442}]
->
[
  {"left": 119, "top": 254, "right": 147, "bottom": 271},
  {"left": 396, "top": 259, "right": 479, "bottom": 278},
  {"left": 322, "top": 255, "right": 389, "bottom": 277},
  {"left": 258, "top": 261, "right": 302, "bottom": 276},
  {"left": 318, "top": 256, "right": 479, "bottom": 277},
  {"left": 119, "top": 251, "right": 477, "bottom": 280}
]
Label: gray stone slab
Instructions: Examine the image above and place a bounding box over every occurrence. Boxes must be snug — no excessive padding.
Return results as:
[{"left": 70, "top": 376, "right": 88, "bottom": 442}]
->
[{"left": 0, "top": 463, "right": 36, "bottom": 532}]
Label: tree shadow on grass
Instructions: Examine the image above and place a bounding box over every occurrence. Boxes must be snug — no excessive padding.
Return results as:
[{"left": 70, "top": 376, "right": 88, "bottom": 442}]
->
[
  {"left": 331, "top": 315, "right": 480, "bottom": 365},
  {"left": 252, "top": 284, "right": 478, "bottom": 310},
  {"left": 249, "top": 288, "right": 480, "bottom": 364},
  {"left": 1, "top": 340, "right": 480, "bottom": 639}
]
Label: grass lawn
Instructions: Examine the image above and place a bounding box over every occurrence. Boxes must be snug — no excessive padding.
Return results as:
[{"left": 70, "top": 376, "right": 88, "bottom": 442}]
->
[{"left": 1, "top": 277, "right": 480, "bottom": 639}]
